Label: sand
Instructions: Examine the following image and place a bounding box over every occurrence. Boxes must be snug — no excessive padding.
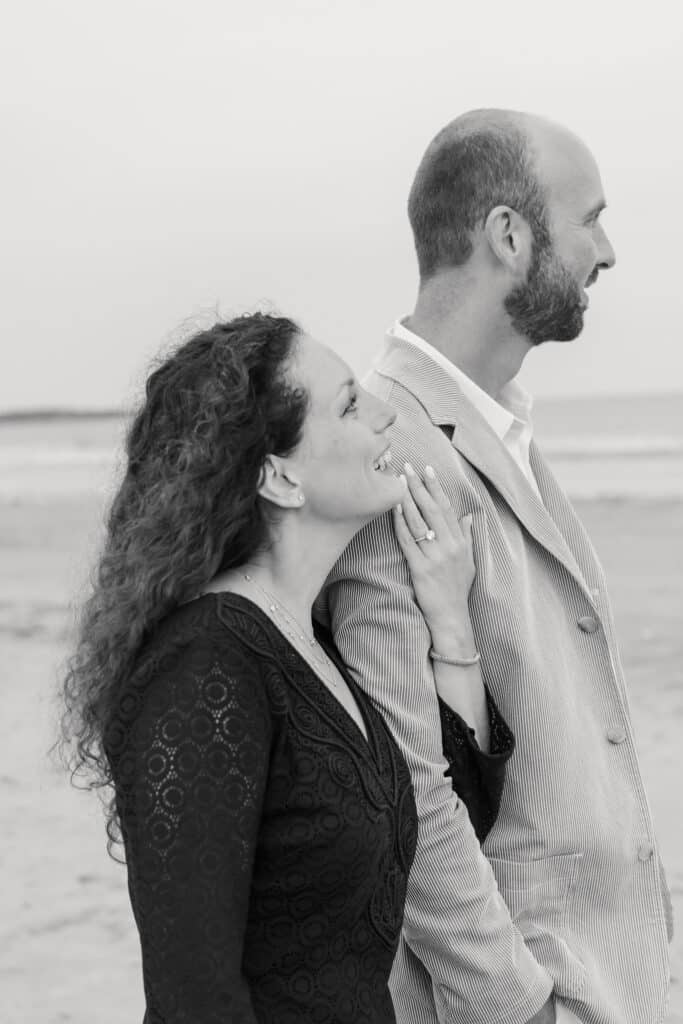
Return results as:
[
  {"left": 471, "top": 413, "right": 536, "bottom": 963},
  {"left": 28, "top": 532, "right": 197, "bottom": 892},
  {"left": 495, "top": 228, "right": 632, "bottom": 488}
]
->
[{"left": 1, "top": 494, "right": 682, "bottom": 1023}]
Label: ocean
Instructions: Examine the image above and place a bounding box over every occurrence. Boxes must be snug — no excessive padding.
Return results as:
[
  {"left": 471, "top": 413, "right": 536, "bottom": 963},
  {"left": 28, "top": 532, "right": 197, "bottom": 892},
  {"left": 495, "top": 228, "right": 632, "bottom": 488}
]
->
[{"left": 1, "top": 393, "right": 682, "bottom": 502}]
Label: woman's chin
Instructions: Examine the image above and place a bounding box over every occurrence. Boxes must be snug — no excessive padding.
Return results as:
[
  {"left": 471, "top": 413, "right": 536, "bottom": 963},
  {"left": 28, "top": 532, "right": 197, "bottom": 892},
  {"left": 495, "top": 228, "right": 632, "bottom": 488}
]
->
[
  {"left": 340, "top": 471, "right": 405, "bottom": 526},
  {"left": 371, "top": 472, "right": 405, "bottom": 514}
]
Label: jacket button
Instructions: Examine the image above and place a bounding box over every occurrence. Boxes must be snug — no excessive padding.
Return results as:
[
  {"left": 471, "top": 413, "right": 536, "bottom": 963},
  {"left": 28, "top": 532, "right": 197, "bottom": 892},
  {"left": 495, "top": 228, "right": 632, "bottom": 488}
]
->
[
  {"left": 606, "top": 726, "right": 627, "bottom": 744},
  {"left": 637, "top": 842, "right": 654, "bottom": 862},
  {"left": 577, "top": 615, "right": 599, "bottom": 633}
]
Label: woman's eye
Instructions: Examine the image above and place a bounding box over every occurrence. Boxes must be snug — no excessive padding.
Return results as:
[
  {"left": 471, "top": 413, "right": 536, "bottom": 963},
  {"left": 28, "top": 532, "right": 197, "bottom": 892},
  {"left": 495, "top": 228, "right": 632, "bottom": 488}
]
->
[{"left": 344, "top": 395, "right": 358, "bottom": 415}]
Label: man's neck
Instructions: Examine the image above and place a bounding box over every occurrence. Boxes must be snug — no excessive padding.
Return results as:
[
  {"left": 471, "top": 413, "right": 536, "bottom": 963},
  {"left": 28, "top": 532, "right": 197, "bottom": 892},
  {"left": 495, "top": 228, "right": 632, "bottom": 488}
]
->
[{"left": 407, "top": 287, "right": 531, "bottom": 400}]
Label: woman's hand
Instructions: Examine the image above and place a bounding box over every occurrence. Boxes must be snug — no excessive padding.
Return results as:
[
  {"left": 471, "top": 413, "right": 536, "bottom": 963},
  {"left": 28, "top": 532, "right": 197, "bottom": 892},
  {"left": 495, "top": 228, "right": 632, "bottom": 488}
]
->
[
  {"left": 393, "top": 462, "right": 488, "bottom": 748},
  {"left": 392, "top": 462, "right": 476, "bottom": 651}
]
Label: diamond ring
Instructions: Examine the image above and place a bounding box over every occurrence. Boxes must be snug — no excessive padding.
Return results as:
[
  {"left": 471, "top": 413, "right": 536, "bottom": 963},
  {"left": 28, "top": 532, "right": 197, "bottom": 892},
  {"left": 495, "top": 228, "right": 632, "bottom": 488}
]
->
[{"left": 415, "top": 529, "right": 436, "bottom": 543}]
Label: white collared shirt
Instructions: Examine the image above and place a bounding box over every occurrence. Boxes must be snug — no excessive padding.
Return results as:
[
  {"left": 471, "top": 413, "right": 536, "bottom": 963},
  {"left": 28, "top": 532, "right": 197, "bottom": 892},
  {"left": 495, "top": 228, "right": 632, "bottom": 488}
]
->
[{"left": 388, "top": 319, "right": 543, "bottom": 501}]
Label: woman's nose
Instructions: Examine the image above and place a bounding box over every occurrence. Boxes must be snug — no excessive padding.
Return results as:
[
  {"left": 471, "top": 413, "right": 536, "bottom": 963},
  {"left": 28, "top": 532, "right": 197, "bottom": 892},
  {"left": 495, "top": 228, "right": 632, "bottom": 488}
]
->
[{"left": 374, "top": 397, "right": 397, "bottom": 432}]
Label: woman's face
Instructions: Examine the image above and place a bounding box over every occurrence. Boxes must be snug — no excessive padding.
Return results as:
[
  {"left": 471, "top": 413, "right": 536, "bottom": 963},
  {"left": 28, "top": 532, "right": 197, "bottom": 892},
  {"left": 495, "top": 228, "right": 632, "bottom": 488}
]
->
[{"left": 285, "top": 334, "right": 403, "bottom": 525}]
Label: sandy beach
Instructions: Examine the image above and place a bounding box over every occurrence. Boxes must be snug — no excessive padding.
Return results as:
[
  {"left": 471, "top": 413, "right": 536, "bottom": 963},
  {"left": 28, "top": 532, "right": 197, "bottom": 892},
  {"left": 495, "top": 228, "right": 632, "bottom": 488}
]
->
[{"left": 1, "top": 492, "right": 682, "bottom": 1023}]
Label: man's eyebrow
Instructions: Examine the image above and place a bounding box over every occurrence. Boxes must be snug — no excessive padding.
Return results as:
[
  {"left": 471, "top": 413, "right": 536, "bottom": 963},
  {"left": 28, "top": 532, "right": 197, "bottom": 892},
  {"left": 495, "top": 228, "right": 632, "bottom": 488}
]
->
[{"left": 585, "top": 200, "right": 607, "bottom": 222}]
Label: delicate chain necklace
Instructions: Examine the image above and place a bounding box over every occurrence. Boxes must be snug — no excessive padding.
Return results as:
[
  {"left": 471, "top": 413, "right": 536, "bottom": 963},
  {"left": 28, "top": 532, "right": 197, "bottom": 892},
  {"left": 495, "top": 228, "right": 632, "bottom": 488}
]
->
[{"left": 243, "top": 573, "right": 339, "bottom": 688}]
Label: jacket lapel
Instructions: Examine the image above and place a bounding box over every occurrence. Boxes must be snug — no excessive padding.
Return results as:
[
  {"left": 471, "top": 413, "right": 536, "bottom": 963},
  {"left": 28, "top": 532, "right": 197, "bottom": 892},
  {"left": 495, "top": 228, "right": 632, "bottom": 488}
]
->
[
  {"left": 529, "top": 440, "right": 603, "bottom": 589},
  {"left": 374, "top": 334, "right": 594, "bottom": 602}
]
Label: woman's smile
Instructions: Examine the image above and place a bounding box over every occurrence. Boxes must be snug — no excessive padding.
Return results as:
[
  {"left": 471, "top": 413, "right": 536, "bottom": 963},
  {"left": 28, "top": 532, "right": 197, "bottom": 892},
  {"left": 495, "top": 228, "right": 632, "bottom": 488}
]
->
[{"left": 372, "top": 446, "right": 393, "bottom": 473}]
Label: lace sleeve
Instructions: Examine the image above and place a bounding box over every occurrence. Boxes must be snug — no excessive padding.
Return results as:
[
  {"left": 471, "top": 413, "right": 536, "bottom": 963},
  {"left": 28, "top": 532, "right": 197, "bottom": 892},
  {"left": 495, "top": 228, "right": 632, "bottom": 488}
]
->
[
  {"left": 116, "top": 634, "right": 272, "bottom": 1024},
  {"left": 439, "top": 688, "right": 515, "bottom": 842}
]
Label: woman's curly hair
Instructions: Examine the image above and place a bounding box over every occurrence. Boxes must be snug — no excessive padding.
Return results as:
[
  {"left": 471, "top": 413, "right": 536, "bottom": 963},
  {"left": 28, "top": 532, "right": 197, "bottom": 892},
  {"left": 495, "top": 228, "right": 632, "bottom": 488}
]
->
[{"left": 58, "top": 312, "right": 308, "bottom": 850}]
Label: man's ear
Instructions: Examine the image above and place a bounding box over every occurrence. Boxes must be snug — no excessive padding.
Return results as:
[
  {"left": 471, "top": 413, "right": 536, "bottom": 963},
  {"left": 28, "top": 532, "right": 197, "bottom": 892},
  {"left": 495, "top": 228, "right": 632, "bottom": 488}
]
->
[
  {"left": 484, "top": 205, "right": 532, "bottom": 278},
  {"left": 257, "top": 455, "right": 303, "bottom": 510}
]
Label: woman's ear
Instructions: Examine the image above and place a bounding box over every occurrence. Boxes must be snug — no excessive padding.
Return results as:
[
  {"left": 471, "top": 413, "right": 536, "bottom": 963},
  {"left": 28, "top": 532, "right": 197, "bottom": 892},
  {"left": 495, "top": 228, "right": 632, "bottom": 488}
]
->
[{"left": 257, "top": 455, "right": 304, "bottom": 509}]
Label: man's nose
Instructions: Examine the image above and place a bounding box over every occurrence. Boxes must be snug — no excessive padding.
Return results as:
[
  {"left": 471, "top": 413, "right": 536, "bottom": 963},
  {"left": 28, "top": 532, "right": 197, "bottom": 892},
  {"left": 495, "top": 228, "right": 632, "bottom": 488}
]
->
[{"left": 596, "top": 224, "right": 616, "bottom": 270}]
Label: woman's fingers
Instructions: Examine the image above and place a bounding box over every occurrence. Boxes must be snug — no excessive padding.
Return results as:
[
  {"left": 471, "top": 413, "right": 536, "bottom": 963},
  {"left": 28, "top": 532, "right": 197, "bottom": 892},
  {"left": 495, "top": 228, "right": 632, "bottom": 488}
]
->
[
  {"left": 398, "top": 463, "right": 474, "bottom": 555},
  {"left": 400, "top": 471, "right": 431, "bottom": 540},
  {"left": 423, "top": 464, "right": 466, "bottom": 540},
  {"left": 392, "top": 503, "right": 420, "bottom": 566},
  {"left": 459, "top": 512, "right": 477, "bottom": 583},
  {"left": 423, "top": 465, "right": 452, "bottom": 513},
  {"left": 404, "top": 463, "right": 444, "bottom": 536}
]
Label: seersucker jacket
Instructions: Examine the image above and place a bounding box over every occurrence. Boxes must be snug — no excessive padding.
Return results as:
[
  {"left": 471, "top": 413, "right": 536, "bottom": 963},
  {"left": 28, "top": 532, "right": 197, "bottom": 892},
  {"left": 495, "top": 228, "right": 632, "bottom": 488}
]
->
[{"left": 322, "top": 333, "right": 671, "bottom": 1024}]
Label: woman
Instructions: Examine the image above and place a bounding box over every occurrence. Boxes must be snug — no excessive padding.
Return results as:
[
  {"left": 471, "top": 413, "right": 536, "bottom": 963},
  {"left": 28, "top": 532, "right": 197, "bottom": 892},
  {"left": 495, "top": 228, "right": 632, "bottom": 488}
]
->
[{"left": 60, "top": 313, "right": 513, "bottom": 1023}]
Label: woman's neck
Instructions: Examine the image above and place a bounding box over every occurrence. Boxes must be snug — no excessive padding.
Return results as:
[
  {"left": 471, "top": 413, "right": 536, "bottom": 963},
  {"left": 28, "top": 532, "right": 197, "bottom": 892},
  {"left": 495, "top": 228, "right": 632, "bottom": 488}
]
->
[{"left": 209, "top": 515, "right": 359, "bottom": 632}]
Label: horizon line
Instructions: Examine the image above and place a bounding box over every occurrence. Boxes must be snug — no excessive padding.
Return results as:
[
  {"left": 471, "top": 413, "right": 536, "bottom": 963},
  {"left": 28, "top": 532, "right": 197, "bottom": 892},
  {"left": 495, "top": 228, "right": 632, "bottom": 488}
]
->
[{"left": 2, "top": 389, "right": 683, "bottom": 422}]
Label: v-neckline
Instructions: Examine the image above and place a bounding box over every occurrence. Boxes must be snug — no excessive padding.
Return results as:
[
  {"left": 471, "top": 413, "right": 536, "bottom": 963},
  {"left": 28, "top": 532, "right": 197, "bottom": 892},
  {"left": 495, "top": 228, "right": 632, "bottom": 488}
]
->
[{"left": 210, "top": 591, "right": 379, "bottom": 764}]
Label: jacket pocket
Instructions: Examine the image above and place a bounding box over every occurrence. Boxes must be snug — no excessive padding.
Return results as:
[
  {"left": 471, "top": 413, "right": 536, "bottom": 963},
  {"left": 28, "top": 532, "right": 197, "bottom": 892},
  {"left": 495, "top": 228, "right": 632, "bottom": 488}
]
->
[{"left": 487, "top": 852, "right": 588, "bottom": 1001}]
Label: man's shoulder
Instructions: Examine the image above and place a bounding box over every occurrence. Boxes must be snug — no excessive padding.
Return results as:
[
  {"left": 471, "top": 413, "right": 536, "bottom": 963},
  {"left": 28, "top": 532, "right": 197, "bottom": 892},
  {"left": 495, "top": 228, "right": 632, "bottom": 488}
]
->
[
  {"left": 362, "top": 363, "right": 399, "bottom": 402},
  {"left": 363, "top": 363, "right": 435, "bottom": 434}
]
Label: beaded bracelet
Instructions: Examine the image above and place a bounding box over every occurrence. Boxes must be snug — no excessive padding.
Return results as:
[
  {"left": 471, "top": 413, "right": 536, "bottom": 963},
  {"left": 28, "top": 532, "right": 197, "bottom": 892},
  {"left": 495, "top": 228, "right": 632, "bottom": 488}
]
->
[{"left": 429, "top": 647, "right": 481, "bottom": 667}]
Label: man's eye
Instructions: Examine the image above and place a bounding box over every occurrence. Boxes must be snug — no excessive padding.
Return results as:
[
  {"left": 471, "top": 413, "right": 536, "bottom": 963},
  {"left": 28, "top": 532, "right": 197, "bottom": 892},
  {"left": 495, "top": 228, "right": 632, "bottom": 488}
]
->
[{"left": 344, "top": 395, "right": 358, "bottom": 415}]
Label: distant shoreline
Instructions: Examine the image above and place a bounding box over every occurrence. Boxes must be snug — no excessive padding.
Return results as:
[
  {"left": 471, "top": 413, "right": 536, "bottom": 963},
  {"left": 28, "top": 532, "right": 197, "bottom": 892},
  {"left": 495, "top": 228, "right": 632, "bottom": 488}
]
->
[
  {"left": 2, "top": 391, "right": 682, "bottom": 424},
  {"left": 0, "top": 409, "right": 127, "bottom": 423}
]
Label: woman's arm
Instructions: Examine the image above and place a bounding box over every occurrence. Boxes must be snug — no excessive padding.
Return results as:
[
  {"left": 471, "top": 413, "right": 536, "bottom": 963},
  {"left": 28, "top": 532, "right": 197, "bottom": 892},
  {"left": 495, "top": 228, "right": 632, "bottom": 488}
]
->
[
  {"left": 117, "top": 635, "right": 271, "bottom": 1024},
  {"left": 438, "top": 691, "right": 515, "bottom": 841},
  {"left": 392, "top": 464, "right": 516, "bottom": 842},
  {"left": 429, "top": 611, "right": 490, "bottom": 751},
  {"left": 393, "top": 463, "right": 490, "bottom": 748}
]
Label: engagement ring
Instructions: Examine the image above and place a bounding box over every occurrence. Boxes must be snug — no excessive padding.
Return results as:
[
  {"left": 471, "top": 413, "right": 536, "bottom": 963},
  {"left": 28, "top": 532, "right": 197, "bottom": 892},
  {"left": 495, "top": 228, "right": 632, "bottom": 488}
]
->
[{"left": 415, "top": 530, "right": 436, "bottom": 543}]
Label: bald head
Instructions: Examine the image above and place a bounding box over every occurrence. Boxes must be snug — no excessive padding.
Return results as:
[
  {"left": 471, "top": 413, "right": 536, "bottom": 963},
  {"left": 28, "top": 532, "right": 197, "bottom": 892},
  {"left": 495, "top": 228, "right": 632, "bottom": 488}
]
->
[
  {"left": 522, "top": 116, "right": 607, "bottom": 233},
  {"left": 407, "top": 108, "right": 598, "bottom": 281}
]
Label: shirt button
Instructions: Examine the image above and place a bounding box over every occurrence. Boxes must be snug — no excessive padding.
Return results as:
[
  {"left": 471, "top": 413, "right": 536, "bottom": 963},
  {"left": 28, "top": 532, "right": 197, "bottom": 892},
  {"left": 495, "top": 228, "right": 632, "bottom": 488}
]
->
[
  {"left": 637, "top": 842, "right": 654, "bottom": 863},
  {"left": 577, "top": 615, "right": 599, "bottom": 633},
  {"left": 606, "top": 726, "right": 627, "bottom": 744}
]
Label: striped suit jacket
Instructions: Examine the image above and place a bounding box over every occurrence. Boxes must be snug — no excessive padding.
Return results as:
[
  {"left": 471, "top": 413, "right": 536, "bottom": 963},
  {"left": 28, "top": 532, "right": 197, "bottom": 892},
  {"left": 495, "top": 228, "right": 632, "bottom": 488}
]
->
[{"left": 322, "top": 334, "right": 671, "bottom": 1024}]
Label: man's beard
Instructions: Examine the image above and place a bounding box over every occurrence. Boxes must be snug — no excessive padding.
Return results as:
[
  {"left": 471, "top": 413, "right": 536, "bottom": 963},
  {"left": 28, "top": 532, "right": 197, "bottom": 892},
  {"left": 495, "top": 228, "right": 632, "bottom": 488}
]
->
[{"left": 505, "top": 239, "right": 587, "bottom": 346}]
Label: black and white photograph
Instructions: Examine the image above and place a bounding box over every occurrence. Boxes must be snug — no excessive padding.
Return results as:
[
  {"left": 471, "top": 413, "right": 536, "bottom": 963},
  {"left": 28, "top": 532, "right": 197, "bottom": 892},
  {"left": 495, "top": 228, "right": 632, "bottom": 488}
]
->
[{"left": 2, "top": 2, "right": 682, "bottom": 1022}]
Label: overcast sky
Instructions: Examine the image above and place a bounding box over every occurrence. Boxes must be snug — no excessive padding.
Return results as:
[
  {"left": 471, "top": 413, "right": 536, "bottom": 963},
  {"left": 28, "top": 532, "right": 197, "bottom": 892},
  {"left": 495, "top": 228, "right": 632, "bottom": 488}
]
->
[{"left": 2, "top": 0, "right": 682, "bottom": 411}]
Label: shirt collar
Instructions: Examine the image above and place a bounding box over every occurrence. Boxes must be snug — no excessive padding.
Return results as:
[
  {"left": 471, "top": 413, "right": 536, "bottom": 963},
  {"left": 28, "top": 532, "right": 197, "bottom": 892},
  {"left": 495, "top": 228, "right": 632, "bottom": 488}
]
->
[{"left": 388, "top": 319, "right": 533, "bottom": 440}]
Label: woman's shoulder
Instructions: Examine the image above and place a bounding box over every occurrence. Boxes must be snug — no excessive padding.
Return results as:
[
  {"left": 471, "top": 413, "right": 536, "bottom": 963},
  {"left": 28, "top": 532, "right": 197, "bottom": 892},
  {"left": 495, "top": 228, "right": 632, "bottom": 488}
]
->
[
  {"left": 123, "top": 595, "right": 280, "bottom": 720},
  {"left": 142, "top": 591, "right": 279, "bottom": 666},
  {"left": 106, "top": 594, "right": 279, "bottom": 767}
]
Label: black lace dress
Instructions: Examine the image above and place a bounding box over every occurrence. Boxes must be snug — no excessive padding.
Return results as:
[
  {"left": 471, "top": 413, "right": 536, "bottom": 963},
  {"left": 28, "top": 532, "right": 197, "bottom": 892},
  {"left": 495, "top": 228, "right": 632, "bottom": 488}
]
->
[{"left": 105, "top": 593, "right": 513, "bottom": 1024}]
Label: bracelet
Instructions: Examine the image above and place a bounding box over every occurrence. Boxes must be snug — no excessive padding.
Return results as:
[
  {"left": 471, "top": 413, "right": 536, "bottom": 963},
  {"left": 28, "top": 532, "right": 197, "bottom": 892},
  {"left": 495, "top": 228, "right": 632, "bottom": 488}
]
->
[{"left": 429, "top": 647, "right": 481, "bottom": 667}]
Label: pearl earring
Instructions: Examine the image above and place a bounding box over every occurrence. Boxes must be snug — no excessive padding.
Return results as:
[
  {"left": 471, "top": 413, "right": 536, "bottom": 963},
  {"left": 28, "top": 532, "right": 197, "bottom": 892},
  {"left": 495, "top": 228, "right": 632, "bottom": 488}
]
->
[{"left": 298, "top": 493, "right": 305, "bottom": 504}]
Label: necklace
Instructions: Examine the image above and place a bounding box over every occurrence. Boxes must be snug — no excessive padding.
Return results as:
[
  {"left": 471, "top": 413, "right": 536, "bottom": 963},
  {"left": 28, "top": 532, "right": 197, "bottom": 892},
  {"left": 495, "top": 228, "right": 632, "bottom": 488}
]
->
[{"left": 243, "top": 573, "right": 339, "bottom": 688}]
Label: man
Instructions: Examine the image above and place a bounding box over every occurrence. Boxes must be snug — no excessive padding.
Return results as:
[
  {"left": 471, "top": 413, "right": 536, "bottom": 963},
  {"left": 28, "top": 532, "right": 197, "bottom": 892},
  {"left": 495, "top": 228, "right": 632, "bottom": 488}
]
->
[{"left": 323, "top": 111, "right": 672, "bottom": 1023}]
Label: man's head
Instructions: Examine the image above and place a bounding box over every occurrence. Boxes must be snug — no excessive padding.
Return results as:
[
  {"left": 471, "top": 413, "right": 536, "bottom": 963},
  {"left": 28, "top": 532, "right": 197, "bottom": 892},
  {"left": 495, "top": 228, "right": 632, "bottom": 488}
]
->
[{"left": 407, "top": 109, "right": 615, "bottom": 345}]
